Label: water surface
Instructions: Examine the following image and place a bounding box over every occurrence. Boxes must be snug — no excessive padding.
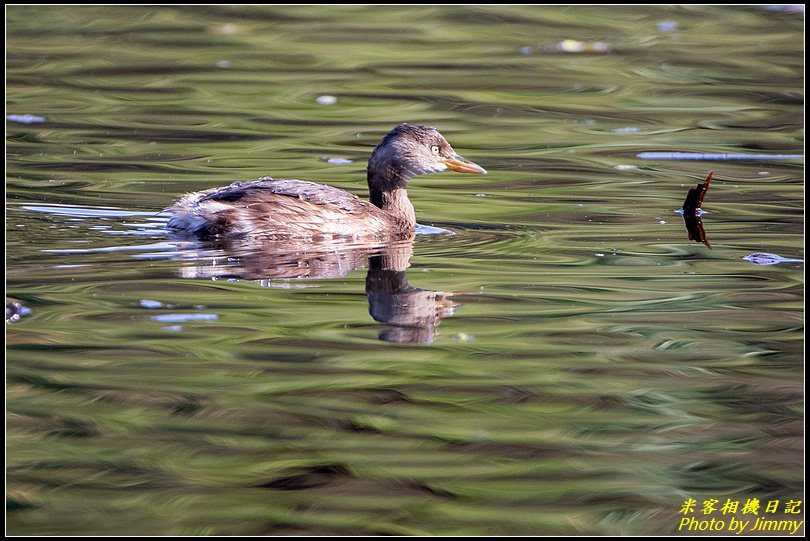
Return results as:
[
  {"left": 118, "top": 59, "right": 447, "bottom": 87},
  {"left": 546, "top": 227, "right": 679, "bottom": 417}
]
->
[{"left": 6, "top": 5, "right": 804, "bottom": 536}]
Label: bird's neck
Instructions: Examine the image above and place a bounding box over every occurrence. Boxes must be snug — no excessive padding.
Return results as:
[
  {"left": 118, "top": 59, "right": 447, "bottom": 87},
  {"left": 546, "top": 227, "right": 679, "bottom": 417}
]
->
[
  {"left": 368, "top": 162, "right": 415, "bottom": 228},
  {"left": 371, "top": 187, "right": 415, "bottom": 228}
]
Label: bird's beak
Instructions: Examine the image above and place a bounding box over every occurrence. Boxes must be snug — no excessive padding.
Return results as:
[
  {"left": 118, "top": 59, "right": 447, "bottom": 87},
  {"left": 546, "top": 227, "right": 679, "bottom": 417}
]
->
[{"left": 443, "top": 155, "right": 487, "bottom": 175}]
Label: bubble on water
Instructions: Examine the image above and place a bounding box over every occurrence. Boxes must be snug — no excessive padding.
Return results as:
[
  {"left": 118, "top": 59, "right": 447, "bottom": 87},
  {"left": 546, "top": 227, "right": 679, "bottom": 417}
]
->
[
  {"left": 316, "top": 95, "right": 338, "bottom": 105},
  {"left": 656, "top": 20, "right": 678, "bottom": 31}
]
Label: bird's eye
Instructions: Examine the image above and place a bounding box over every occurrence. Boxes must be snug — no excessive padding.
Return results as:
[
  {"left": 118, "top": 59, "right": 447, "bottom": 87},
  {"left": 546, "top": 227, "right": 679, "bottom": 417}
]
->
[{"left": 431, "top": 145, "right": 440, "bottom": 154}]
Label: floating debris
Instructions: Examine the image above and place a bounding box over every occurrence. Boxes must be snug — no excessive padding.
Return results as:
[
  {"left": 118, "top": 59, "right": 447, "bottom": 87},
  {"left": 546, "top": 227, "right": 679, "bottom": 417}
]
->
[
  {"left": 639, "top": 152, "right": 803, "bottom": 161},
  {"left": 678, "top": 171, "right": 713, "bottom": 249},
  {"left": 742, "top": 253, "right": 804, "bottom": 266},
  {"left": 7, "top": 114, "right": 46, "bottom": 124},
  {"left": 139, "top": 299, "right": 164, "bottom": 309},
  {"left": 315, "top": 95, "right": 338, "bottom": 105},
  {"left": 682, "top": 171, "right": 713, "bottom": 215},
  {"left": 6, "top": 301, "right": 32, "bottom": 323},
  {"left": 549, "top": 39, "right": 611, "bottom": 54}
]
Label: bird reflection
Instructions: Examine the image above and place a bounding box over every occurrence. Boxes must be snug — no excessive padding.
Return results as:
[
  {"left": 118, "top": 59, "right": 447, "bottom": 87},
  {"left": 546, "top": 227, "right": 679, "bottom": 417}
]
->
[
  {"left": 365, "top": 252, "right": 458, "bottom": 344},
  {"left": 679, "top": 171, "right": 713, "bottom": 249},
  {"left": 173, "top": 236, "right": 457, "bottom": 344}
]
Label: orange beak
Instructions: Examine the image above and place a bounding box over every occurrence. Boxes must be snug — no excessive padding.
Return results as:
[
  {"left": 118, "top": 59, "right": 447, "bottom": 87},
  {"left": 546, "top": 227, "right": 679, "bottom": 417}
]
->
[{"left": 443, "top": 155, "right": 487, "bottom": 175}]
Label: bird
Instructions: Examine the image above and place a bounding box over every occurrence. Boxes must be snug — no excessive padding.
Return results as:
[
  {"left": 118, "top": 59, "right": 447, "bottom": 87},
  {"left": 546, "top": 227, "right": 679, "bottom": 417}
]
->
[{"left": 165, "top": 123, "right": 486, "bottom": 240}]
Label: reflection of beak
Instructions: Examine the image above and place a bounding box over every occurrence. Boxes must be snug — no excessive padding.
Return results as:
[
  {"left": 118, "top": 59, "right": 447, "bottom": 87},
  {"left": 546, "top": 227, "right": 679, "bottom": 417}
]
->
[{"left": 443, "top": 155, "right": 487, "bottom": 174}]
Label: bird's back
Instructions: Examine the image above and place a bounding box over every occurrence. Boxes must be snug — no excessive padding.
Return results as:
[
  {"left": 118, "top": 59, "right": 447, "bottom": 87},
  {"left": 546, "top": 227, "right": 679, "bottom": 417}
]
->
[{"left": 166, "top": 177, "right": 406, "bottom": 240}]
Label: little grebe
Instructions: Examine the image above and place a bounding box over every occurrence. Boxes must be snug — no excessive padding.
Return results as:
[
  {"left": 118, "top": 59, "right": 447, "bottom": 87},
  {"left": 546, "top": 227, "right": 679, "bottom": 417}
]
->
[{"left": 166, "top": 123, "right": 486, "bottom": 240}]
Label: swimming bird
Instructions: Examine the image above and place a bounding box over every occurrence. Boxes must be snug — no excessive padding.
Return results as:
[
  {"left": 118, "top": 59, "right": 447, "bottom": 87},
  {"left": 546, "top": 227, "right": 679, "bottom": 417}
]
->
[{"left": 166, "top": 123, "right": 486, "bottom": 240}]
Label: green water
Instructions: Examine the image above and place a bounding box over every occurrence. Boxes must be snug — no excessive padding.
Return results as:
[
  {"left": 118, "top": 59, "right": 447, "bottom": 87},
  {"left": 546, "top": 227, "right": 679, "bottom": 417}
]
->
[{"left": 6, "top": 5, "right": 804, "bottom": 536}]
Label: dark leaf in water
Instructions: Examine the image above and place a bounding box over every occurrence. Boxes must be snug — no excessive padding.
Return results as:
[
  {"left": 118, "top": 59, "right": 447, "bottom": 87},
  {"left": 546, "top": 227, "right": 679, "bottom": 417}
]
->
[
  {"left": 682, "top": 171, "right": 713, "bottom": 215},
  {"left": 681, "top": 171, "right": 714, "bottom": 249}
]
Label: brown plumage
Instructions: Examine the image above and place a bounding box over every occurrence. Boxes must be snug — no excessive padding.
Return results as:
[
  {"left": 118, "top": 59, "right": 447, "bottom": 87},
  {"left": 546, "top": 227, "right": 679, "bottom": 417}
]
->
[{"left": 166, "top": 124, "right": 486, "bottom": 240}]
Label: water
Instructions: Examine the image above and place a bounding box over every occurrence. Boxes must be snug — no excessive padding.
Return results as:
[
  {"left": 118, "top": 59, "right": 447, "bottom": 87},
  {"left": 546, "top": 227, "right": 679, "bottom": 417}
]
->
[{"left": 6, "top": 5, "right": 804, "bottom": 536}]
